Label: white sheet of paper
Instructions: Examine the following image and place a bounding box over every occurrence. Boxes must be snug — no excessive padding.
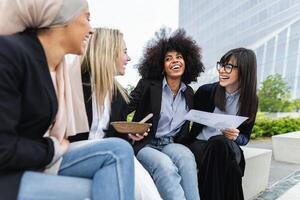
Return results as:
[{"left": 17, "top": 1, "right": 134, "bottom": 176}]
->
[{"left": 184, "top": 109, "right": 248, "bottom": 129}]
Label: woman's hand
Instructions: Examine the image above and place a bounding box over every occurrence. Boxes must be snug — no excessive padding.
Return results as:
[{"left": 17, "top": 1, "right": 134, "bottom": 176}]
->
[
  {"left": 60, "top": 138, "right": 70, "bottom": 153},
  {"left": 221, "top": 128, "right": 240, "bottom": 141},
  {"left": 128, "top": 131, "right": 148, "bottom": 141}
]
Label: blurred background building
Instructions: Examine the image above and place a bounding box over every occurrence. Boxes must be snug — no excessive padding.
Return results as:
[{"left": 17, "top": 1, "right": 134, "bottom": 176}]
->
[{"left": 179, "top": 0, "right": 300, "bottom": 98}]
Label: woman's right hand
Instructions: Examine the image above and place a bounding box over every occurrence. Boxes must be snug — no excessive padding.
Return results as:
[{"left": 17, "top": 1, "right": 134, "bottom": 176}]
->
[{"left": 221, "top": 128, "right": 239, "bottom": 141}]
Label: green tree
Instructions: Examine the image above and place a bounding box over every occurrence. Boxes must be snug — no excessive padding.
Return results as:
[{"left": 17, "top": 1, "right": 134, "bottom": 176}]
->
[
  {"left": 292, "top": 98, "right": 300, "bottom": 111},
  {"left": 258, "top": 74, "right": 291, "bottom": 112}
]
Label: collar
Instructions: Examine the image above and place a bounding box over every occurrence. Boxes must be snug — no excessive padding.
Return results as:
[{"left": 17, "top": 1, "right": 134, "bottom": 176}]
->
[
  {"left": 162, "top": 77, "right": 187, "bottom": 93},
  {"left": 225, "top": 89, "right": 240, "bottom": 100}
]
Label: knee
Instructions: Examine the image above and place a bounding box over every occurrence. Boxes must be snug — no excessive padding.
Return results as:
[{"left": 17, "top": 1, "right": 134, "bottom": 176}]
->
[
  {"left": 99, "top": 138, "right": 134, "bottom": 158},
  {"left": 88, "top": 138, "right": 134, "bottom": 159},
  {"left": 206, "top": 135, "right": 235, "bottom": 158},
  {"left": 163, "top": 144, "right": 196, "bottom": 164},
  {"left": 208, "top": 135, "right": 229, "bottom": 147}
]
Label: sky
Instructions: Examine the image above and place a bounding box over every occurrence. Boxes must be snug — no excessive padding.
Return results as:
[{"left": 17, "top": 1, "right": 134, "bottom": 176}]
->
[{"left": 87, "top": 0, "right": 179, "bottom": 87}]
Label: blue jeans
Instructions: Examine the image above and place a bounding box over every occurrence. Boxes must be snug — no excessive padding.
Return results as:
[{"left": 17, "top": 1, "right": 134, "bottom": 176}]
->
[
  {"left": 137, "top": 137, "right": 200, "bottom": 200},
  {"left": 17, "top": 138, "right": 134, "bottom": 200}
]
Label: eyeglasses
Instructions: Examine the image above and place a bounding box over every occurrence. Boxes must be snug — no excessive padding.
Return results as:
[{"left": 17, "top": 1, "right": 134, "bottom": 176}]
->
[{"left": 216, "top": 62, "right": 238, "bottom": 74}]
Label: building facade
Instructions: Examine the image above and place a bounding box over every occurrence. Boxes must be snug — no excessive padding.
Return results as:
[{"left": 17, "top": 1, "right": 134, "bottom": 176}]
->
[{"left": 179, "top": 0, "right": 300, "bottom": 98}]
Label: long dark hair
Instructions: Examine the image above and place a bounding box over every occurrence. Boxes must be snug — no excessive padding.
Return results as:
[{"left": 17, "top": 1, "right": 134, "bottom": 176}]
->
[
  {"left": 138, "top": 28, "right": 204, "bottom": 84},
  {"left": 214, "top": 47, "right": 258, "bottom": 123}
]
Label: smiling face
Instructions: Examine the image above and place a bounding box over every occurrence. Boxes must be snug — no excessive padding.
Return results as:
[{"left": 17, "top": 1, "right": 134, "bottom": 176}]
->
[
  {"left": 218, "top": 56, "right": 239, "bottom": 93},
  {"left": 116, "top": 40, "right": 131, "bottom": 76},
  {"left": 163, "top": 50, "right": 185, "bottom": 80},
  {"left": 63, "top": 7, "right": 94, "bottom": 55}
]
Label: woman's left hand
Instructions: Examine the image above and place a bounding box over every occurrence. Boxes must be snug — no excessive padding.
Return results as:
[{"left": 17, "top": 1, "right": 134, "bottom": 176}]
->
[
  {"left": 221, "top": 128, "right": 240, "bottom": 141},
  {"left": 128, "top": 132, "right": 148, "bottom": 141}
]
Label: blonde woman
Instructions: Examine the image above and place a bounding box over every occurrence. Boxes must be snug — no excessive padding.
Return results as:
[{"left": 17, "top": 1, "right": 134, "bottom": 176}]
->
[
  {"left": 69, "top": 28, "right": 162, "bottom": 200},
  {"left": 0, "top": 1, "right": 135, "bottom": 200}
]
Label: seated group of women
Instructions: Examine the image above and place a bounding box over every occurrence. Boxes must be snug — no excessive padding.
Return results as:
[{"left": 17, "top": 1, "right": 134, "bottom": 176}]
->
[{"left": 0, "top": 0, "right": 258, "bottom": 200}]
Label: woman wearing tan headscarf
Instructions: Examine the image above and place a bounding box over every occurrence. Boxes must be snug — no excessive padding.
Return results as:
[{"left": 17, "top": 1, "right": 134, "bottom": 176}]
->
[{"left": 0, "top": 1, "right": 135, "bottom": 200}]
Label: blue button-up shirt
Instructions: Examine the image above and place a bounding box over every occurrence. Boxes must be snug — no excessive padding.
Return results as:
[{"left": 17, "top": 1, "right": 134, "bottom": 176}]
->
[
  {"left": 197, "top": 90, "right": 240, "bottom": 140},
  {"left": 155, "top": 78, "right": 189, "bottom": 138}
]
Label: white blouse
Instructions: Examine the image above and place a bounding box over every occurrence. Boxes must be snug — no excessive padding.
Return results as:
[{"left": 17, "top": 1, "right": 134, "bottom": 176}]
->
[{"left": 89, "top": 91, "right": 111, "bottom": 140}]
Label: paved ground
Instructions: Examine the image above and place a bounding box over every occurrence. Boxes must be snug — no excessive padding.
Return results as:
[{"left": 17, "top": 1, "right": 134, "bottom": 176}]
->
[
  {"left": 247, "top": 138, "right": 300, "bottom": 199},
  {"left": 248, "top": 138, "right": 300, "bottom": 186}
]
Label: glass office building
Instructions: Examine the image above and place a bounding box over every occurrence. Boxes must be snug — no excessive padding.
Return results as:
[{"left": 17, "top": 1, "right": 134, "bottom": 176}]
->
[{"left": 179, "top": 0, "right": 300, "bottom": 98}]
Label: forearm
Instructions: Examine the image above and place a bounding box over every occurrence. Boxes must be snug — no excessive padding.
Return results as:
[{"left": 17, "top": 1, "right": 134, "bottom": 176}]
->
[{"left": 0, "top": 134, "right": 54, "bottom": 170}]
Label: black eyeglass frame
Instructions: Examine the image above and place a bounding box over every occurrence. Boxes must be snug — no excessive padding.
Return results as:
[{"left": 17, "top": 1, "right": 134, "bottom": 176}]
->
[{"left": 216, "top": 61, "right": 238, "bottom": 74}]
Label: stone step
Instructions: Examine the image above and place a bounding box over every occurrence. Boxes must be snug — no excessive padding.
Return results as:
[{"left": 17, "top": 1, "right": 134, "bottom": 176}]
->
[
  {"left": 272, "top": 131, "right": 300, "bottom": 164},
  {"left": 241, "top": 147, "right": 272, "bottom": 200}
]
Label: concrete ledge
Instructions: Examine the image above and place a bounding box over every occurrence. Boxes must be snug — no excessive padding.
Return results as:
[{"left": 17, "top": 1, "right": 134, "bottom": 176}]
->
[
  {"left": 241, "top": 147, "right": 272, "bottom": 200},
  {"left": 272, "top": 131, "right": 300, "bottom": 164}
]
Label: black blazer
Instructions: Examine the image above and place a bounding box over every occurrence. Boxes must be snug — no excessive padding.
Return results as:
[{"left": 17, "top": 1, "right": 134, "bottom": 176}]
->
[
  {"left": 69, "top": 72, "right": 129, "bottom": 142},
  {"left": 128, "top": 79, "right": 194, "bottom": 154},
  {"left": 189, "top": 82, "right": 256, "bottom": 146},
  {"left": 0, "top": 31, "right": 56, "bottom": 199}
]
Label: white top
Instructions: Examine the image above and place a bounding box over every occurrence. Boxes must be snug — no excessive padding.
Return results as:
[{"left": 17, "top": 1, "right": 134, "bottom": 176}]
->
[
  {"left": 45, "top": 71, "right": 62, "bottom": 175},
  {"left": 89, "top": 91, "right": 111, "bottom": 140}
]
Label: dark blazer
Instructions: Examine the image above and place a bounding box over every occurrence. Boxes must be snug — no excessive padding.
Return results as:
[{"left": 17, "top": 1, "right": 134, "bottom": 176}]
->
[
  {"left": 189, "top": 82, "right": 256, "bottom": 146},
  {"left": 128, "top": 79, "right": 194, "bottom": 154},
  {"left": 0, "top": 31, "right": 56, "bottom": 199},
  {"left": 69, "top": 72, "right": 129, "bottom": 142}
]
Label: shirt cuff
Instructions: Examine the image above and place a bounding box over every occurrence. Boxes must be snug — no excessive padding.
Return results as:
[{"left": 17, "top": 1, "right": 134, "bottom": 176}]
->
[{"left": 46, "top": 136, "right": 65, "bottom": 168}]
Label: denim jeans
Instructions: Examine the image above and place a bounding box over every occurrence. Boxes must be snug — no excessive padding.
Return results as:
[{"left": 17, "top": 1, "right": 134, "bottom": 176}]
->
[
  {"left": 134, "top": 157, "right": 162, "bottom": 200},
  {"left": 137, "top": 137, "right": 200, "bottom": 200},
  {"left": 17, "top": 138, "right": 135, "bottom": 200}
]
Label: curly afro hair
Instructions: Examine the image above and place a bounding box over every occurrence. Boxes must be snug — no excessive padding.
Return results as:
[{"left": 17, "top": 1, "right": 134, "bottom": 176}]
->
[{"left": 138, "top": 28, "right": 205, "bottom": 84}]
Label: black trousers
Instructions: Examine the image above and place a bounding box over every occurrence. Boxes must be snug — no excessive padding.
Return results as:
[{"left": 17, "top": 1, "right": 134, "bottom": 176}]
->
[{"left": 189, "top": 135, "right": 245, "bottom": 200}]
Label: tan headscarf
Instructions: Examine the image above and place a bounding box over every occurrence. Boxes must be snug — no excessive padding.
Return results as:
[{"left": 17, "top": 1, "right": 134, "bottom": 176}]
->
[
  {"left": 0, "top": 0, "right": 90, "bottom": 141},
  {"left": 0, "top": 0, "right": 87, "bottom": 35}
]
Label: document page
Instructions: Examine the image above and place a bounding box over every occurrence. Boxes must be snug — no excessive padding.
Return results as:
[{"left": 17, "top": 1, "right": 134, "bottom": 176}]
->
[{"left": 185, "top": 109, "right": 248, "bottom": 129}]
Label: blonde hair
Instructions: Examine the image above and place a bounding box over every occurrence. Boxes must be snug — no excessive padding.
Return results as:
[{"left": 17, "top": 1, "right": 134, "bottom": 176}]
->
[{"left": 81, "top": 28, "right": 129, "bottom": 114}]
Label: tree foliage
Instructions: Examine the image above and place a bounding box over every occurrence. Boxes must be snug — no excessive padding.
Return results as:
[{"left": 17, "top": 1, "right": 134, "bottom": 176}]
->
[
  {"left": 292, "top": 98, "right": 300, "bottom": 111},
  {"left": 251, "top": 116, "right": 300, "bottom": 139},
  {"left": 258, "top": 74, "right": 292, "bottom": 112}
]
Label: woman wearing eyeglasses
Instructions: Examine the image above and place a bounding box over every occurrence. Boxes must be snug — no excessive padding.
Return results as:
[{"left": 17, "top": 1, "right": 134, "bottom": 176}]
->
[{"left": 187, "top": 48, "right": 258, "bottom": 200}]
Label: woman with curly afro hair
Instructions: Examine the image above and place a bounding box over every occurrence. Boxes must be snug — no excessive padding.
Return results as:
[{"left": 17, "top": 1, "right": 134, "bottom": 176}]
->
[{"left": 128, "top": 28, "right": 204, "bottom": 200}]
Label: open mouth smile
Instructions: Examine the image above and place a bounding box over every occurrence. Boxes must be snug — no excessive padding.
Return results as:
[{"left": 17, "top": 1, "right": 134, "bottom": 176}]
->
[{"left": 171, "top": 64, "right": 181, "bottom": 70}]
